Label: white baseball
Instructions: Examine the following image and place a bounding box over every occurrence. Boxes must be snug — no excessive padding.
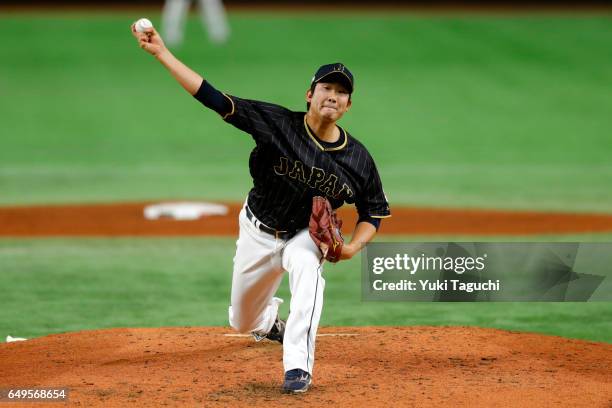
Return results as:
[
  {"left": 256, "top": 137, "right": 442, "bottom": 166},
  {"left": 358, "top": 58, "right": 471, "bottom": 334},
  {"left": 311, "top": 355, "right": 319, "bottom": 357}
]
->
[{"left": 135, "top": 18, "right": 153, "bottom": 33}]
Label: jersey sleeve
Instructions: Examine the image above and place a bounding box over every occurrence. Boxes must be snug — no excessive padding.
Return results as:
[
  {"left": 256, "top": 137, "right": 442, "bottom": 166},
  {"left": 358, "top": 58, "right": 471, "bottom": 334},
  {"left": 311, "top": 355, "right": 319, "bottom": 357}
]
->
[
  {"left": 193, "top": 80, "right": 233, "bottom": 117},
  {"left": 356, "top": 159, "right": 391, "bottom": 219},
  {"left": 222, "top": 95, "right": 290, "bottom": 144}
]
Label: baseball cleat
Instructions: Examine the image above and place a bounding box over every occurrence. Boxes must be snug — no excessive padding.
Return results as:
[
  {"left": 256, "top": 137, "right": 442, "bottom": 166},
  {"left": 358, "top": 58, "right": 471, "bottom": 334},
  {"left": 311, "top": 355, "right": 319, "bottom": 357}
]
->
[
  {"left": 251, "top": 316, "right": 285, "bottom": 344},
  {"left": 282, "top": 369, "right": 312, "bottom": 394},
  {"left": 266, "top": 316, "right": 286, "bottom": 344}
]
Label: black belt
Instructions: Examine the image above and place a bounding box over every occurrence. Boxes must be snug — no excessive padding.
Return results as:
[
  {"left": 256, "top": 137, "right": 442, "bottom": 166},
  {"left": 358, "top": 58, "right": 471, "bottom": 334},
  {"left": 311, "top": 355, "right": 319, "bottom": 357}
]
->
[{"left": 245, "top": 205, "right": 297, "bottom": 240}]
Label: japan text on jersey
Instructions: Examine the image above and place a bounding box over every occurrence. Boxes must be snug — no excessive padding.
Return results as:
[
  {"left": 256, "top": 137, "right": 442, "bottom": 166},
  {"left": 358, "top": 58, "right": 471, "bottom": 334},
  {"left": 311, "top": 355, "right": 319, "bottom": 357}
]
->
[{"left": 221, "top": 95, "right": 390, "bottom": 231}]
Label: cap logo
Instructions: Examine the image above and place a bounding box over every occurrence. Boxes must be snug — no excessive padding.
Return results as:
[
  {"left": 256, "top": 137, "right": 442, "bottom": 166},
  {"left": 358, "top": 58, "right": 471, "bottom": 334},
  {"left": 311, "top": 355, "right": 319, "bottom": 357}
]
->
[{"left": 310, "top": 63, "right": 354, "bottom": 92}]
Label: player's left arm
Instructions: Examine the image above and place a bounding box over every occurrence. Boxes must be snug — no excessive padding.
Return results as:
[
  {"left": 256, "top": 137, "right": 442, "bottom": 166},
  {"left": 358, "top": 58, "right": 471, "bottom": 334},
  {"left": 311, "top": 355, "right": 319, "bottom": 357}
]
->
[
  {"left": 339, "top": 221, "right": 377, "bottom": 260},
  {"left": 341, "top": 155, "right": 391, "bottom": 260}
]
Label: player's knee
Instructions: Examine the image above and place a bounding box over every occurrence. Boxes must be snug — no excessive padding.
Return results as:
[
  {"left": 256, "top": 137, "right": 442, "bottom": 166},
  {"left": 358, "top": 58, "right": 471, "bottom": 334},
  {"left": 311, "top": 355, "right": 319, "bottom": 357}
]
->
[
  {"left": 228, "top": 305, "right": 255, "bottom": 333},
  {"left": 230, "top": 320, "right": 250, "bottom": 333},
  {"left": 228, "top": 315, "right": 248, "bottom": 333}
]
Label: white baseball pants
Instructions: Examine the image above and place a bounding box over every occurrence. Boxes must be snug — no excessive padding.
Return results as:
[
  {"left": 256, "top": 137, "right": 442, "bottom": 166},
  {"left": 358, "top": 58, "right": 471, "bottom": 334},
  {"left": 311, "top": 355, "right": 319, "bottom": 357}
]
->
[{"left": 228, "top": 206, "right": 325, "bottom": 375}]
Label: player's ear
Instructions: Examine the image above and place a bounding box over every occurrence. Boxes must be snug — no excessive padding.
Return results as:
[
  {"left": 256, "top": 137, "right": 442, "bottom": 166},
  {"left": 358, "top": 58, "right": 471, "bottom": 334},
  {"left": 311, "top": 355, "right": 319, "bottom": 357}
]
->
[
  {"left": 345, "top": 98, "right": 352, "bottom": 112},
  {"left": 306, "top": 89, "right": 313, "bottom": 103}
]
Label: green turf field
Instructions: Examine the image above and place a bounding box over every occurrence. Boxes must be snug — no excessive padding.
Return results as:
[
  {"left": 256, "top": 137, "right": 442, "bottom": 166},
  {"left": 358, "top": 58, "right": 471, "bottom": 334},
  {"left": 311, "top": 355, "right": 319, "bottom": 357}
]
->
[
  {"left": 1, "top": 237, "right": 611, "bottom": 342},
  {"left": 1, "top": 12, "right": 611, "bottom": 210},
  {"left": 0, "top": 12, "right": 610, "bottom": 343}
]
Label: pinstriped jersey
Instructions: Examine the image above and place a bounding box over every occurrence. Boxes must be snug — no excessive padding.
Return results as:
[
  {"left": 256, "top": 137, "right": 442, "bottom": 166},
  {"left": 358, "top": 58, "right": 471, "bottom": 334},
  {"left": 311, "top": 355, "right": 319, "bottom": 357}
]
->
[{"left": 223, "top": 95, "right": 391, "bottom": 231}]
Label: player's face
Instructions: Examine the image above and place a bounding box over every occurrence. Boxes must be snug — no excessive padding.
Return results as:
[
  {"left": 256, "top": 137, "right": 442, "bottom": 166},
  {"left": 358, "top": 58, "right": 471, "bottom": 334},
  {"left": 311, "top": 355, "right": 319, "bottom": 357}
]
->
[{"left": 306, "top": 82, "right": 352, "bottom": 121}]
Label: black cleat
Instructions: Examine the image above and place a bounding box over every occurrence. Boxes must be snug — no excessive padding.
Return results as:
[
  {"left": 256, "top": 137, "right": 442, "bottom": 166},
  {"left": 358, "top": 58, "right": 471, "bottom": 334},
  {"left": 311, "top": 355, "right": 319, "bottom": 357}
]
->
[
  {"left": 252, "top": 316, "right": 285, "bottom": 344},
  {"left": 266, "top": 316, "right": 285, "bottom": 344}
]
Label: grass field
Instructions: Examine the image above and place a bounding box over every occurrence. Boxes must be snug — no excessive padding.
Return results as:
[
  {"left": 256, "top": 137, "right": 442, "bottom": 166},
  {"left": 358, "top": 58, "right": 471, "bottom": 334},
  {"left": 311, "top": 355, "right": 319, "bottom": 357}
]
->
[
  {"left": 1, "top": 12, "right": 611, "bottom": 210},
  {"left": 1, "top": 237, "right": 612, "bottom": 342},
  {"left": 1, "top": 12, "right": 611, "bottom": 343}
]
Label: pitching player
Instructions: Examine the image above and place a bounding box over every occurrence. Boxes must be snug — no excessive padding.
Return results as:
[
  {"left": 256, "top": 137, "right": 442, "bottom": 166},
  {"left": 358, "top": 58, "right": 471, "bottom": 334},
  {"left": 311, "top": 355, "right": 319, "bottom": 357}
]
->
[{"left": 131, "top": 22, "right": 390, "bottom": 394}]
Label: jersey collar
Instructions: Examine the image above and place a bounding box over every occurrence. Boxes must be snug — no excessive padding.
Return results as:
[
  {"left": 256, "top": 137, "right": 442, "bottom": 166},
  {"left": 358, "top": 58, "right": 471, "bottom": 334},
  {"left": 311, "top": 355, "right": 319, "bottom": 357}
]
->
[{"left": 303, "top": 115, "right": 348, "bottom": 152}]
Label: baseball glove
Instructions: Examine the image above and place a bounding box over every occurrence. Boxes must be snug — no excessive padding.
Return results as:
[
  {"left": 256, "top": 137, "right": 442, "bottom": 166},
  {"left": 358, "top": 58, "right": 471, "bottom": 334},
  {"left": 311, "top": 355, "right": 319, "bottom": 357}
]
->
[{"left": 309, "top": 196, "right": 344, "bottom": 263}]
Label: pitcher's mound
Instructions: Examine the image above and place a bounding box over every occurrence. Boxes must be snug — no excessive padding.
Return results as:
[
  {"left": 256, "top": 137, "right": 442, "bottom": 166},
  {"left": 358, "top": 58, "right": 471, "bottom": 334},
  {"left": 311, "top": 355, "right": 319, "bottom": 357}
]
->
[{"left": 0, "top": 327, "right": 610, "bottom": 407}]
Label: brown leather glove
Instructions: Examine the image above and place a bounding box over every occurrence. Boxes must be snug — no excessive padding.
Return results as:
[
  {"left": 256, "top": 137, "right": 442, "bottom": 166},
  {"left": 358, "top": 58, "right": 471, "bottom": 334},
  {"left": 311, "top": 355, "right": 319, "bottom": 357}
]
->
[{"left": 309, "top": 196, "right": 344, "bottom": 263}]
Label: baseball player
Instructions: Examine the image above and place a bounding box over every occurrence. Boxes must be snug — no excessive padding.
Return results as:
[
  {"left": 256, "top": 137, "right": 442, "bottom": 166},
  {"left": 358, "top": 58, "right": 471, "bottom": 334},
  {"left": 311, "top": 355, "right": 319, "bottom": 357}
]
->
[
  {"left": 162, "top": 0, "right": 229, "bottom": 46},
  {"left": 131, "top": 22, "right": 390, "bottom": 394}
]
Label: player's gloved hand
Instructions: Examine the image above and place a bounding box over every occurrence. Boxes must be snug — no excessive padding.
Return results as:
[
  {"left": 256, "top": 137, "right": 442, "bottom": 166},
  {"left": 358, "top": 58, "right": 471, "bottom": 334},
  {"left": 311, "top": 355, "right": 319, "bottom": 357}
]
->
[
  {"left": 309, "top": 196, "right": 344, "bottom": 263},
  {"left": 130, "top": 22, "right": 167, "bottom": 57}
]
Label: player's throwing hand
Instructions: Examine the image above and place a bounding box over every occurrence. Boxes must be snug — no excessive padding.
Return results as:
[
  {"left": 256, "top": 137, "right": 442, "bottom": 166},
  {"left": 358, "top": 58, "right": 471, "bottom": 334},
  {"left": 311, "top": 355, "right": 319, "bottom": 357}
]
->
[{"left": 131, "top": 19, "right": 167, "bottom": 57}]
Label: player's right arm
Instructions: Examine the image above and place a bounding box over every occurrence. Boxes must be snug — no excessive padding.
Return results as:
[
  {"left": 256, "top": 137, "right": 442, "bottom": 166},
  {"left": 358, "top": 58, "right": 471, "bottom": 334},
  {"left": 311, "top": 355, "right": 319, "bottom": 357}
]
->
[
  {"left": 131, "top": 22, "right": 202, "bottom": 95},
  {"left": 131, "top": 21, "right": 283, "bottom": 139}
]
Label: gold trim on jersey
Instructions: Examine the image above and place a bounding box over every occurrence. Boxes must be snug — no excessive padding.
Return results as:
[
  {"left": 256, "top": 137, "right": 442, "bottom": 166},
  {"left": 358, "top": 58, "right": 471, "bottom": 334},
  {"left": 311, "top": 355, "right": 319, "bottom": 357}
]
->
[
  {"left": 221, "top": 93, "right": 235, "bottom": 120},
  {"left": 303, "top": 115, "right": 348, "bottom": 152},
  {"left": 370, "top": 214, "right": 392, "bottom": 219}
]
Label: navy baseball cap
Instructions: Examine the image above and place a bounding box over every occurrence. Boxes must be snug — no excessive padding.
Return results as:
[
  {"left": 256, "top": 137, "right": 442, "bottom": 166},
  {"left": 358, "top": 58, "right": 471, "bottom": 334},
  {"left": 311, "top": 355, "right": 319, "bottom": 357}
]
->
[{"left": 311, "top": 63, "right": 354, "bottom": 94}]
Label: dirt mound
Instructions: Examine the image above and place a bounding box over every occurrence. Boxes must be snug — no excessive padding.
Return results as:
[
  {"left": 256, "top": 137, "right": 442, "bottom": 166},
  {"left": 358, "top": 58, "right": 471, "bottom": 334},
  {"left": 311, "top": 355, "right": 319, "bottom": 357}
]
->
[
  {"left": 3, "top": 202, "right": 612, "bottom": 236},
  {"left": 0, "top": 327, "right": 610, "bottom": 407}
]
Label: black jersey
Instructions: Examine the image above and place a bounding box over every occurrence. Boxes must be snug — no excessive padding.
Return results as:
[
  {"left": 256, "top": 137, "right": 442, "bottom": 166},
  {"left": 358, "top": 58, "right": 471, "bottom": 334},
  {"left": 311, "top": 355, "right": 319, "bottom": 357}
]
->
[{"left": 194, "top": 81, "right": 391, "bottom": 231}]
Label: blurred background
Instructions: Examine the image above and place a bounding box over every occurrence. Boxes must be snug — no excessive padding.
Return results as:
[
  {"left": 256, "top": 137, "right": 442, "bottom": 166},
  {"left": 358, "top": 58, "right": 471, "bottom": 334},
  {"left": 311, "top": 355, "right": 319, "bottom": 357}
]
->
[
  {"left": 1, "top": 1, "right": 611, "bottom": 342},
  {"left": 1, "top": 1, "right": 611, "bottom": 210}
]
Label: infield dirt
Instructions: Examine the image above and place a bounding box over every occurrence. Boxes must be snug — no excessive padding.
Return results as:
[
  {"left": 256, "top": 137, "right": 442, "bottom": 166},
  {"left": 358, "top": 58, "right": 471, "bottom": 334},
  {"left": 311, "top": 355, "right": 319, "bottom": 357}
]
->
[
  {"left": 0, "top": 326, "right": 610, "bottom": 407},
  {"left": 2, "top": 201, "right": 612, "bottom": 236},
  {"left": 2, "top": 203, "right": 612, "bottom": 406}
]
